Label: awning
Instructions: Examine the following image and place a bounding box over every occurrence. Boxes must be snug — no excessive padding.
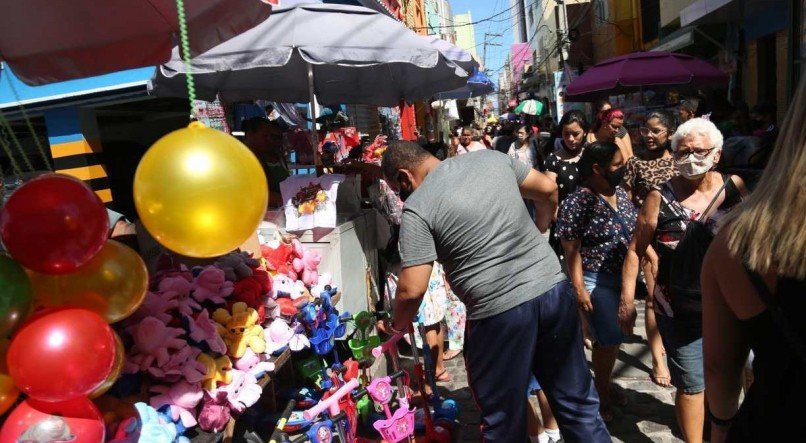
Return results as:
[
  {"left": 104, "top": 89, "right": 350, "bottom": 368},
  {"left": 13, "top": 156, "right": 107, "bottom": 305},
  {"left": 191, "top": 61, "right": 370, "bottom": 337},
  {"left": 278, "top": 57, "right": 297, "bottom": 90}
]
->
[
  {"left": 0, "top": 65, "right": 154, "bottom": 112},
  {"left": 651, "top": 27, "right": 696, "bottom": 52},
  {"left": 680, "top": 0, "right": 741, "bottom": 27}
]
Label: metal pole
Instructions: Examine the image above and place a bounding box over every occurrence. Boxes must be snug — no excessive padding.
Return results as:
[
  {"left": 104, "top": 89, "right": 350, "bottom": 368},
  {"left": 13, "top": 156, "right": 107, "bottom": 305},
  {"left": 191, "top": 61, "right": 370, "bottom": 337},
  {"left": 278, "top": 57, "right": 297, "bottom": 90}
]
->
[{"left": 307, "top": 63, "right": 322, "bottom": 173}]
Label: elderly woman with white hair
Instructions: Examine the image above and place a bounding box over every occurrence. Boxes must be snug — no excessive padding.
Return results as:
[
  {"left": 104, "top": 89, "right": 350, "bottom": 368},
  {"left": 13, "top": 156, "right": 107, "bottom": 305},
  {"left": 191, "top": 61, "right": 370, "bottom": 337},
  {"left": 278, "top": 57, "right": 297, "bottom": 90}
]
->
[{"left": 617, "top": 118, "right": 747, "bottom": 443}]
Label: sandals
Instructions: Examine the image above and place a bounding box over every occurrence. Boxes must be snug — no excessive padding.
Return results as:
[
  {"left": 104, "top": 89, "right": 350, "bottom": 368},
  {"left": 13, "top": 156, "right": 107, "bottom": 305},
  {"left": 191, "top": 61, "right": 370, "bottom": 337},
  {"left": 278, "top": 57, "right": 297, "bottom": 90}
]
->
[
  {"left": 443, "top": 349, "right": 462, "bottom": 361},
  {"left": 650, "top": 367, "right": 673, "bottom": 388},
  {"left": 435, "top": 370, "right": 453, "bottom": 383}
]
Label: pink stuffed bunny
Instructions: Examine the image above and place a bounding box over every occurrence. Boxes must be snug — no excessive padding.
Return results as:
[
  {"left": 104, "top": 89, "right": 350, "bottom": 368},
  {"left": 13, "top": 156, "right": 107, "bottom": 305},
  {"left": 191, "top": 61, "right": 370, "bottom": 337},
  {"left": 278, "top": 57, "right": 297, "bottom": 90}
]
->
[
  {"left": 150, "top": 381, "right": 203, "bottom": 428},
  {"left": 128, "top": 317, "right": 185, "bottom": 371},
  {"left": 292, "top": 247, "right": 321, "bottom": 287},
  {"left": 193, "top": 266, "right": 234, "bottom": 305},
  {"left": 216, "top": 369, "right": 262, "bottom": 413},
  {"left": 198, "top": 391, "right": 231, "bottom": 432},
  {"left": 147, "top": 346, "right": 208, "bottom": 384},
  {"left": 159, "top": 275, "right": 198, "bottom": 316},
  {"left": 185, "top": 310, "right": 227, "bottom": 355},
  {"left": 234, "top": 348, "right": 275, "bottom": 379}
]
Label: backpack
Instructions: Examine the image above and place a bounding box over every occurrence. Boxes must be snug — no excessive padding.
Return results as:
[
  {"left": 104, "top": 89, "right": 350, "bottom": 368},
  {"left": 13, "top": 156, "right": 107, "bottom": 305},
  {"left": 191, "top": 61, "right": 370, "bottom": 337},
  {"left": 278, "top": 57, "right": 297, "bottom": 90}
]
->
[{"left": 657, "top": 177, "right": 732, "bottom": 337}]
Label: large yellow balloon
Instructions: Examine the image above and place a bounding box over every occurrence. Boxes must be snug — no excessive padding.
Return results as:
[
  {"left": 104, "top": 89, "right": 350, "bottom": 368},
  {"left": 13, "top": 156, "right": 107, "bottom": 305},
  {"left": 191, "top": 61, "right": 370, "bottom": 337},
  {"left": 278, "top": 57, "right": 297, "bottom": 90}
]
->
[
  {"left": 89, "top": 332, "right": 125, "bottom": 399},
  {"left": 133, "top": 122, "right": 269, "bottom": 258},
  {"left": 28, "top": 240, "right": 148, "bottom": 323}
]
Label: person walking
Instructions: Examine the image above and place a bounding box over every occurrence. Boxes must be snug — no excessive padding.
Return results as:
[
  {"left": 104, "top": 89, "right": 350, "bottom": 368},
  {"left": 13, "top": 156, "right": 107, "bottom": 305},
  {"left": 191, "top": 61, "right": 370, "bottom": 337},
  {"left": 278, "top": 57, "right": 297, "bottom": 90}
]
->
[
  {"left": 622, "top": 110, "right": 678, "bottom": 388},
  {"left": 701, "top": 78, "right": 806, "bottom": 443},
  {"left": 457, "top": 126, "right": 487, "bottom": 154},
  {"left": 492, "top": 120, "right": 516, "bottom": 154},
  {"left": 620, "top": 118, "right": 747, "bottom": 443},
  {"left": 382, "top": 142, "right": 610, "bottom": 442},
  {"left": 557, "top": 141, "right": 635, "bottom": 422},
  {"left": 587, "top": 109, "right": 633, "bottom": 161},
  {"left": 507, "top": 125, "right": 540, "bottom": 169},
  {"left": 546, "top": 110, "right": 588, "bottom": 202}
]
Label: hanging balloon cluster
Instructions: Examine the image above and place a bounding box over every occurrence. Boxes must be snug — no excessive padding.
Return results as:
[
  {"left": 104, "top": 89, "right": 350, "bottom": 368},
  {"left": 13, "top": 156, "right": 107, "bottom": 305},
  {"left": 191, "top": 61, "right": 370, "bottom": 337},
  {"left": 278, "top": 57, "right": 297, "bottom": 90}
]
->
[
  {"left": 0, "top": 0, "right": 267, "bottom": 441},
  {"left": 0, "top": 174, "right": 133, "bottom": 441}
]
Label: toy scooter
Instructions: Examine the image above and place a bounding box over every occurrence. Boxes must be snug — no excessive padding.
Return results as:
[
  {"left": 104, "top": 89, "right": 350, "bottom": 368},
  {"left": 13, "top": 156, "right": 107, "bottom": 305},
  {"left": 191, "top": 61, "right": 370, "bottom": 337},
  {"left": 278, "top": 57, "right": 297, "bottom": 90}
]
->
[
  {"left": 416, "top": 323, "right": 459, "bottom": 426},
  {"left": 409, "top": 329, "right": 452, "bottom": 443},
  {"left": 303, "top": 378, "right": 360, "bottom": 443},
  {"left": 366, "top": 370, "right": 415, "bottom": 443}
]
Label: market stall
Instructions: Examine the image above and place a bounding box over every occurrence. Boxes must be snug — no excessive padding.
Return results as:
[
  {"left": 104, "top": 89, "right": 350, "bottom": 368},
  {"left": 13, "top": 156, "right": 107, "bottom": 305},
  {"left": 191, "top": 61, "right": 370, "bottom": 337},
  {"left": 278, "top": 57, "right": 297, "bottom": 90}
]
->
[{"left": 0, "top": 2, "right": 467, "bottom": 442}]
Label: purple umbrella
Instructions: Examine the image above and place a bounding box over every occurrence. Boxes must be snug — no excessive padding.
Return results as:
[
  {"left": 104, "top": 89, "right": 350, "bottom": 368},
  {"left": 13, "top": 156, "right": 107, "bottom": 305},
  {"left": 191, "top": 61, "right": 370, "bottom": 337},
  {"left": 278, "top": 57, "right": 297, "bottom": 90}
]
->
[{"left": 565, "top": 51, "right": 728, "bottom": 102}]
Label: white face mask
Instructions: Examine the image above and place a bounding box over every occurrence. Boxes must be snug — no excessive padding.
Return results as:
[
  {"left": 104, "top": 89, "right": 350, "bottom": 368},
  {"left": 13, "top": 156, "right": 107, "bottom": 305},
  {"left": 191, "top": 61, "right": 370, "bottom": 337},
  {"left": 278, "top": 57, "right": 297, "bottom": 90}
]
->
[{"left": 675, "top": 151, "right": 716, "bottom": 179}]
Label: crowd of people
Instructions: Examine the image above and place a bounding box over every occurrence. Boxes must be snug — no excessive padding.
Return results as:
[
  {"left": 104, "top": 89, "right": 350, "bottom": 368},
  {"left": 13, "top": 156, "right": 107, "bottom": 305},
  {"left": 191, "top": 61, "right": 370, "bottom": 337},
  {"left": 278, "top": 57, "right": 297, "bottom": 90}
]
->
[{"left": 381, "top": 78, "right": 805, "bottom": 442}]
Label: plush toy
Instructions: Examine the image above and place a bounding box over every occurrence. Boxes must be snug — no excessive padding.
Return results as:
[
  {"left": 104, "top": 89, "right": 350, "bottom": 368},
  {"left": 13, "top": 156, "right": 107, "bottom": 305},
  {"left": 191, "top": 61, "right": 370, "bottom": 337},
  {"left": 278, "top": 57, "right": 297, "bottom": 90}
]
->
[
  {"left": 264, "top": 319, "right": 310, "bottom": 354},
  {"left": 127, "top": 317, "right": 186, "bottom": 371},
  {"left": 198, "top": 391, "right": 231, "bottom": 432},
  {"left": 261, "top": 238, "right": 297, "bottom": 280},
  {"left": 231, "top": 269, "right": 272, "bottom": 323},
  {"left": 132, "top": 403, "right": 188, "bottom": 443},
  {"left": 213, "top": 302, "right": 267, "bottom": 358},
  {"left": 151, "top": 255, "right": 193, "bottom": 290},
  {"left": 214, "top": 251, "right": 259, "bottom": 282},
  {"left": 264, "top": 297, "right": 280, "bottom": 321},
  {"left": 310, "top": 274, "right": 334, "bottom": 298},
  {"left": 193, "top": 267, "right": 234, "bottom": 305},
  {"left": 125, "top": 291, "right": 179, "bottom": 326},
  {"left": 184, "top": 310, "right": 227, "bottom": 355},
  {"left": 271, "top": 274, "right": 310, "bottom": 301},
  {"left": 158, "top": 275, "right": 198, "bottom": 316},
  {"left": 217, "top": 369, "right": 262, "bottom": 413},
  {"left": 293, "top": 247, "right": 322, "bottom": 287},
  {"left": 197, "top": 354, "right": 233, "bottom": 391},
  {"left": 147, "top": 346, "right": 208, "bottom": 384},
  {"left": 150, "top": 381, "right": 204, "bottom": 428},
  {"left": 234, "top": 348, "right": 276, "bottom": 379}
]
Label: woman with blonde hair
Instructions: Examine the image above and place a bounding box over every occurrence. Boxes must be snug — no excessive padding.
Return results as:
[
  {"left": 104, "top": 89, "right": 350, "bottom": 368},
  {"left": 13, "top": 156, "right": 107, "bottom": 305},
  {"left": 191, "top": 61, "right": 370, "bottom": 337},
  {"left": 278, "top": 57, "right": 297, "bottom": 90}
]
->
[{"left": 701, "top": 78, "right": 806, "bottom": 442}]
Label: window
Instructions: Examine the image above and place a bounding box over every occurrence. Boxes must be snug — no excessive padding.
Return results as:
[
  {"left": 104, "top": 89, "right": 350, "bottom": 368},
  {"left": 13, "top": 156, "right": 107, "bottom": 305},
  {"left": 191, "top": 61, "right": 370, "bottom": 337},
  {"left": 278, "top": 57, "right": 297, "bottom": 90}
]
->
[{"left": 595, "top": 0, "right": 608, "bottom": 27}]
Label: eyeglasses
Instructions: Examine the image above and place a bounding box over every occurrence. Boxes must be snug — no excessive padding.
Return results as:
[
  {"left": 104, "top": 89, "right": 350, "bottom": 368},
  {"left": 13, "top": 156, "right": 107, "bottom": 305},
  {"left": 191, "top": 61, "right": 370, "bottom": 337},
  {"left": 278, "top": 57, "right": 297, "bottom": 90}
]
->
[
  {"left": 673, "top": 148, "right": 714, "bottom": 160},
  {"left": 640, "top": 127, "right": 667, "bottom": 137}
]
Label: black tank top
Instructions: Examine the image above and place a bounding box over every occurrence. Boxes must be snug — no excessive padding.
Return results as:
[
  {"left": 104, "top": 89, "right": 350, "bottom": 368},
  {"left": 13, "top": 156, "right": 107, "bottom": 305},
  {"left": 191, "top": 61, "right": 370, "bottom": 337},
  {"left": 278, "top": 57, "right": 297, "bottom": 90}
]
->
[{"left": 728, "top": 276, "right": 806, "bottom": 441}]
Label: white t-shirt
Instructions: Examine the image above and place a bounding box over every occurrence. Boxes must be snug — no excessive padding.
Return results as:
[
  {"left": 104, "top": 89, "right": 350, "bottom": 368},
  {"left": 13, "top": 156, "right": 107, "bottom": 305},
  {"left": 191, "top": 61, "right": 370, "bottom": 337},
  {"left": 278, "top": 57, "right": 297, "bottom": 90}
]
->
[{"left": 507, "top": 142, "right": 534, "bottom": 167}]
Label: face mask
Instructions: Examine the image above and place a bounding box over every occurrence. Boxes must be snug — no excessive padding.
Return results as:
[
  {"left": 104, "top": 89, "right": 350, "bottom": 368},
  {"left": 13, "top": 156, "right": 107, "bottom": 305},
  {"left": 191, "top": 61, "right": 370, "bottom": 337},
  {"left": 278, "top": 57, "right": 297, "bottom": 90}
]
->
[
  {"left": 676, "top": 152, "right": 715, "bottom": 179},
  {"left": 604, "top": 166, "right": 626, "bottom": 189}
]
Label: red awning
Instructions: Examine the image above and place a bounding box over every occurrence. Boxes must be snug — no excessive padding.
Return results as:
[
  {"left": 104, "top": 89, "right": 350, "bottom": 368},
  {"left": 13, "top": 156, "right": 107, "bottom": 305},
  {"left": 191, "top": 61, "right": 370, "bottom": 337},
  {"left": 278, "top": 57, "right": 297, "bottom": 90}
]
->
[{"left": 0, "top": 0, "right": 272, "bottom": 85}]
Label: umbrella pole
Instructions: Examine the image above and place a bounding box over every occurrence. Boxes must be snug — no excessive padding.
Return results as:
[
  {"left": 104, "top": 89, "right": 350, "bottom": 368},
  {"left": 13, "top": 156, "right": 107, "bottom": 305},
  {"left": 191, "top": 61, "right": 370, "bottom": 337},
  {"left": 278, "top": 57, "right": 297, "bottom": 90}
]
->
[{"left": 308, "top": 63, "right": 323, "bottom": 175}]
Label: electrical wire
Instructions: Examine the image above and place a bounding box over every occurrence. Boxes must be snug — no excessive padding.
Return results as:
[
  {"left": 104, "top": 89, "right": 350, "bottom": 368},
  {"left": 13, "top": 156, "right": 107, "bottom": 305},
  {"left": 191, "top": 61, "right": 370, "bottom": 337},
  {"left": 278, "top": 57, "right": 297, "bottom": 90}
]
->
[{"left": 412, "top": 2, "right": 521, "bottom": 30}]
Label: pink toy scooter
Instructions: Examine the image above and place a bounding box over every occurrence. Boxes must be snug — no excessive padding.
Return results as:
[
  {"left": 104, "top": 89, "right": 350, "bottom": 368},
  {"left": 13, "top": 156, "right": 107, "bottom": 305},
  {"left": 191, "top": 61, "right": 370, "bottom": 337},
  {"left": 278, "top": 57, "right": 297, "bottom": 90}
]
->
[
  {"left": 366, "top": 370, "right": 414, "bottom": 443},
  {"left": 303, "top": 378, "right": 359, "bottom": 443}
]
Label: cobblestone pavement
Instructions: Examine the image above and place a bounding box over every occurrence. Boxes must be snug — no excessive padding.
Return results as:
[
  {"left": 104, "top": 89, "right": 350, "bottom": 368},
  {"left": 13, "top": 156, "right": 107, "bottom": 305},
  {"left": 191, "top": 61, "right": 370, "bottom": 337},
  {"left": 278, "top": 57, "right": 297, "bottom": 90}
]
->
[{"left": 432, "top": 300, "right": 683, "bottom": 442}]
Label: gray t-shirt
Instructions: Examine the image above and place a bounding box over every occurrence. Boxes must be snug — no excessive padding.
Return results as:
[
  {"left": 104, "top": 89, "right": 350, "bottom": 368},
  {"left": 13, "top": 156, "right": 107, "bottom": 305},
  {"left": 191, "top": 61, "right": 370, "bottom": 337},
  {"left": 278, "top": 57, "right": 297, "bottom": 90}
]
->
[{"left": 399, "top": 149, "right": 565, "bottom": 320}]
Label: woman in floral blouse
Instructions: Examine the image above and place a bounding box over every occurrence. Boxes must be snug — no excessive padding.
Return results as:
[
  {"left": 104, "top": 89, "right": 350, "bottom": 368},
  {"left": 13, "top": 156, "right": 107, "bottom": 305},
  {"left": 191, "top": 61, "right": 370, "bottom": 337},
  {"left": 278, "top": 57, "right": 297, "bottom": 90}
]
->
[
  {"left": 622, "top": 109, "right": 677, "bottom": 388},
  {"left": 557, "top": 141, "right": 640, "bottom": 421}
]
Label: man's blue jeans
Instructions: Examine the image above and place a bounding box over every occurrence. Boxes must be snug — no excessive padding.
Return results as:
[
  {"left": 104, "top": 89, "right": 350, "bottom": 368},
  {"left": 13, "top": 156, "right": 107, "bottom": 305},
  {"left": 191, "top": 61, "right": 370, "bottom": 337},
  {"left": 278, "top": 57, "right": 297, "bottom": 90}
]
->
[{"left": 464, "top": 280, "right": 611, "bottom": 442}]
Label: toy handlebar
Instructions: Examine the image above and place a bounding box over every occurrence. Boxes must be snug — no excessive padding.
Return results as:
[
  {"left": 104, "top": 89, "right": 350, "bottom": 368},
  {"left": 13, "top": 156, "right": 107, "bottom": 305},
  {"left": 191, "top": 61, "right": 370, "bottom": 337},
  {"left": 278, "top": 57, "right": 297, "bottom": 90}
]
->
[
  {"left": 269, "top": 399, "right": 296, "bottom": 443},
  {"left": 371, "top": 332, "right": 404, "bottom": 358},
  {"left": 302, "top": 378, "right": 360, "bottom": 421}
]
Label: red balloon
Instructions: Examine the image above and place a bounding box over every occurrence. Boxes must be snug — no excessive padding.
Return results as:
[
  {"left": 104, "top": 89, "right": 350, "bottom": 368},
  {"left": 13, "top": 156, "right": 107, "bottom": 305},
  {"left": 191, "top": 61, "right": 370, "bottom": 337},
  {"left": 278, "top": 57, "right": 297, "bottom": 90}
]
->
[
  {"left": 7, "top": 308, "right": 115, "bottom": 402},
  {"left": 0, "top": 397, "right": 105, "bottom": 442},
  {"left": 0, "top": 174, "right": 108, "bottom": 274}
]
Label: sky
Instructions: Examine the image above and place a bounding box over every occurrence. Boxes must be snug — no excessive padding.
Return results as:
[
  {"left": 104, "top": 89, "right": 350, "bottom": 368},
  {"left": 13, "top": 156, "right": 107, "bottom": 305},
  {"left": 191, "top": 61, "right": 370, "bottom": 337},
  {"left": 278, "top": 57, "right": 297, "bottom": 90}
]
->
[{"left": 449, "top": 0, "right": 516, "bottom": 87}]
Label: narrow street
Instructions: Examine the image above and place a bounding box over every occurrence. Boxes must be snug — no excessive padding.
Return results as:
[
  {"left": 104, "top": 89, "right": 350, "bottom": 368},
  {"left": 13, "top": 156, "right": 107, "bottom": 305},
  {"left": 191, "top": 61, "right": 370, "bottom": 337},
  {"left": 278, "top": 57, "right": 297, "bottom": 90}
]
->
[{"left": 436, "top": 299, "right": 682, "bottom": 442}]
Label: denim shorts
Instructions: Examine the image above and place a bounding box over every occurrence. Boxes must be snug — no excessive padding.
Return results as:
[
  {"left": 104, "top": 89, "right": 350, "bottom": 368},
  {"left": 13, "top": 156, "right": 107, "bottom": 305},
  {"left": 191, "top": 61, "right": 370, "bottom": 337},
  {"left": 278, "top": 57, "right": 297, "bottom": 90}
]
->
[
  {"left": 582, "top": 271, "right": 625, "bottom": 347},
  {"left": 656, "top": 313, "right": 705, "bottom": 393}
]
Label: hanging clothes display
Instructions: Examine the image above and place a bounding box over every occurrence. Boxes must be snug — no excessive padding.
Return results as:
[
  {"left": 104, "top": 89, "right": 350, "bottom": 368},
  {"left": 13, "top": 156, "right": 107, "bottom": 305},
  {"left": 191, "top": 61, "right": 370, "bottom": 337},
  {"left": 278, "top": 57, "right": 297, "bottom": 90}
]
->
[
  {"left": 378, "top": 107, "right": 402, "bottom": 140},
  {"left": 318, "top": 127, "right": 360, "bottom": 164},
  {"left": 280, "top": 174, "right": 345, "bottom": 231}
]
